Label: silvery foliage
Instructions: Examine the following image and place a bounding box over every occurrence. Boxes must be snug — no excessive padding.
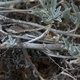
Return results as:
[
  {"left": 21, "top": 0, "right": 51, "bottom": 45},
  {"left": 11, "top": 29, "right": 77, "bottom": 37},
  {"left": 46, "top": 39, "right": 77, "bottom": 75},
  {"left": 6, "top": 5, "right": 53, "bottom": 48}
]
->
[
  {"left": 61, "top": 1, "right": 80, "bottom": 59},
  {"left": 61, "top": 1, "right": 80, "bottom": 26},
  {"left": 33, "top": 0, "right": 62, "bottom": 24},
  {"left": 6, "top": 35, "right": 16, "bottom": 48},
  {"left": 63, "top": 38, "right": 80, "bottom": 58}
]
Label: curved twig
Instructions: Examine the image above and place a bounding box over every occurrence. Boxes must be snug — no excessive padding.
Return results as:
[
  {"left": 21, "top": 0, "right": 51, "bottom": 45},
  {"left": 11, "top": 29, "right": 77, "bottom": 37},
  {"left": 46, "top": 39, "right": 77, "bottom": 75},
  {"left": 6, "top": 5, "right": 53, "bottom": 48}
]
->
[{"left": 27, "top": 25, "right": 51, "bottom": 43}]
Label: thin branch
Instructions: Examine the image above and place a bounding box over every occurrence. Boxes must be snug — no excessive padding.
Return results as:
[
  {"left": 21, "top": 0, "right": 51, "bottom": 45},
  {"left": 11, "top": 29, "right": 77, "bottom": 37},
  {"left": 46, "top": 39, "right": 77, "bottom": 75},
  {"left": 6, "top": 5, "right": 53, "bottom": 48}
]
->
[
  {"left": 0, "top": 9, "right": 32, "bottom": 13},
  {"left": 69, "top": 24, "right": 79, "bottom": 33},
  {"left": 11, "top": 35, "right": 55, "bottom": 44},
  {"left": 27, "top": 25, "right": 51, "bottom": 43},
  {"left": 20, "top": 43, "right": 45, "bottom": 80},
  {"left": 60, "top": 71, "right": 77, "bottom": 80},
  {"left": 0, "top": 15, "right": 80, "bottom": 38},
  {"left": 41, "top": 49, "right": 74, "bottom": 59},
  {"left": 0, "top": 42, "right": 64, "bottom": 50},
  {"left": 6, "top": 27, "right": 44, "bottom": 33},
  {"left": 0, "top": 0, "right": 23, "bottom": 7},
  {"left": 0, "top": 42, "right": 75, "bottom": 59}
]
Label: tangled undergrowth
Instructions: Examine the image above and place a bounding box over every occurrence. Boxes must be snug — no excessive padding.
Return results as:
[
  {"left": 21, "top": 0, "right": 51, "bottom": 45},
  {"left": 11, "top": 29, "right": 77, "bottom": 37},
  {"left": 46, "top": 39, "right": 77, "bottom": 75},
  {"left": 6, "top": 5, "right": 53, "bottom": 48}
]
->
[{"left": 0, "top": 0, "right": 80, "bottom": 80}]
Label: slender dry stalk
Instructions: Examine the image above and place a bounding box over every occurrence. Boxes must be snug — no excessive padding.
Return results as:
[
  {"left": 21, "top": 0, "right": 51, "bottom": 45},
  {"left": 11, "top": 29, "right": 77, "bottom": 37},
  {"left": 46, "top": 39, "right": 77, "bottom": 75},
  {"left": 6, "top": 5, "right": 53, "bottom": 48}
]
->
[
  {"left": 0, "top": 15, "right": 80, "bottom": 38},
  {"left": 27, "top": 25, "right": 51, "bottom": 43},
  {"left": 60, "top": 71, "right": 77, "bottom": 80},
  {"left": 0, "top": 0, "right": 24, "bottom": 7}
]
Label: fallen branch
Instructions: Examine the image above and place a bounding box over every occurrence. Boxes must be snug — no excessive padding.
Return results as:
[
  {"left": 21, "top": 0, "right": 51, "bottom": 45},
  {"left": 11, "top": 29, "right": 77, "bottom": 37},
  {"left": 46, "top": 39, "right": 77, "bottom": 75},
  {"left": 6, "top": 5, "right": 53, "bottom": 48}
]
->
[
  {"left": 0, "top": 42, "right": 64, "bottom": 50},
  {"left": 0, "top": 15, "right": 80, "bottom": 38}
]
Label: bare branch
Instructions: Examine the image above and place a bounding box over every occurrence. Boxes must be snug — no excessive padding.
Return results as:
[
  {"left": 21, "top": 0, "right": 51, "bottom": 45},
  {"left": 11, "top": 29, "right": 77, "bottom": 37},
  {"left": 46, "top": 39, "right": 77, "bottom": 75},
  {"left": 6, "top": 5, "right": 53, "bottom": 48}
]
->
[
  {"left": 27, "top": 25, "right": 51, "bottom": 43},
  {"left": 0, "top": 15, "right": 80, "bottom": 38}
]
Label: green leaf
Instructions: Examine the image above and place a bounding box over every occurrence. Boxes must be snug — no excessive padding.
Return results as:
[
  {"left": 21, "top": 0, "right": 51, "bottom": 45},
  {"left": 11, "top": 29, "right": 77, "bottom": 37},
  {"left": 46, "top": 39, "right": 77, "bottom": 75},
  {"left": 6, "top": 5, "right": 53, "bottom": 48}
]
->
[
  {"left": 69, "top": 44, "right": 75, "bottom": 53},
  {"left": 46, "top": 0, "right": 51, "bottom": 10},
  {"left": 71, "top": 12, "right": 80, "bottom": 25},
  {"left": 54, "top": 6, "right": 61, "bottom": 18},
  {"left": 76, "top": 13, "right": 80, "bottom": 25},
  {"left": 70, "top": 15, "right": 77, "bottom": 24},
  {"left": 71, "top": 3, "right": 79, "bottom": 13},
  {"left": 55, "top": 17, "right": 62, "bottom": 22},
  {"left": 38, "top": 0, "right": 46, "bottom": 9},
  {"left": 44, "top": 16, "right": 53, "bottom": 23},
  {"left": 61, "top": 8, "right": 71, "bottom": 20},
  {"left": 76, "top": 46, "right": 80, "bottom": 53},
  {"left": 33, "top": 0, "right": 62, "bottom": 24},
  {"left": 7, "top": 35, "right": 16, "bottom": 48},
  {"left": 63, "top": 38, "right": 70, "bottom": 49},
  {"left": 63, "top": 38, "right": 80, "bottom": 58},
  {"left": 61, "top": 1, "right": 70, "bottom": 9},
  {"left": 51, "top": 0, "right": 57, "bottom": 11}
]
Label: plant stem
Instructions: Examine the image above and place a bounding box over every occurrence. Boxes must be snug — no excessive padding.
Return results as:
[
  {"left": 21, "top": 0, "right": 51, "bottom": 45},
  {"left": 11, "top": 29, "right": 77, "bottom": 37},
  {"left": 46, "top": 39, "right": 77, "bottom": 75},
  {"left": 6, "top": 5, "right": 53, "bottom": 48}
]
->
[{"left": 0, "top": 0, "right": 23, "bottom": 7}]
